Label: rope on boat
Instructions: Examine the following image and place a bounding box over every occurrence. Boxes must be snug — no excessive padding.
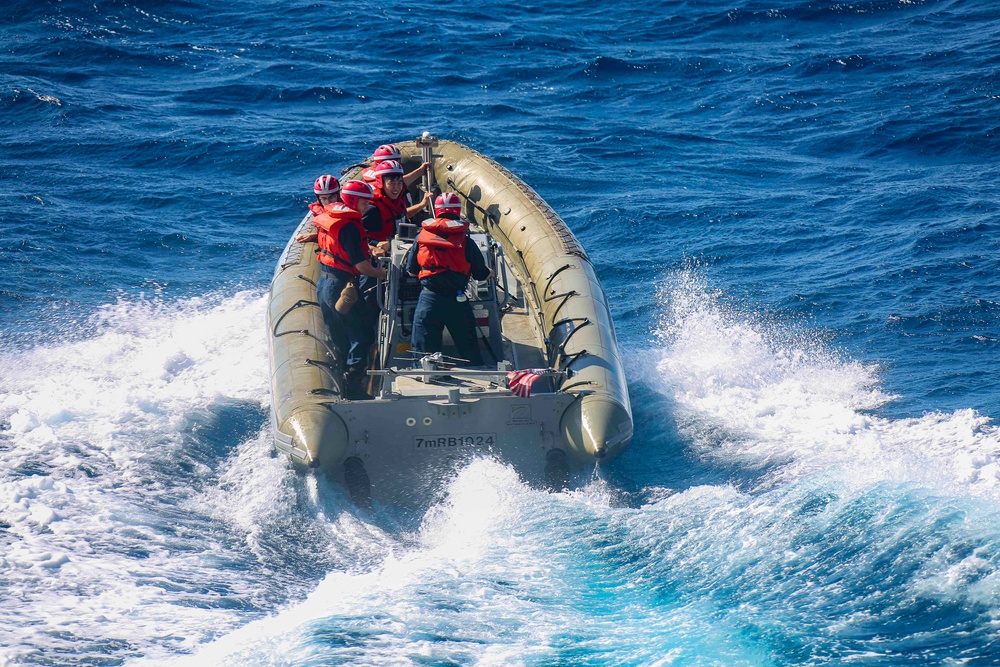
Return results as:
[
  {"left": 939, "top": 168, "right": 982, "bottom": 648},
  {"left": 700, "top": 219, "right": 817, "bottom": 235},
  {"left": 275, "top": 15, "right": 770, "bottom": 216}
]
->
[
  {"left": 545, "top": 290, "right": 578, "bottom": 327},
  {"left": 340, "top": 161, "right": 369, "bottom": 176},
  {"left": 461, "top": 147, "right": 589, "bottom": 260},
  {"left": 543, "top": 264, "right": 573, "bottom": 295},
  {"left": 271, "top": 299, "right": 321, "bottom": 337},
  {"left": 548, "top": 317, "right": 592, "bottom": 368},
  {"left": 305, "top": 359, "right": 343, "bottom": 394},
  {"left": 559, "top": 379, "right": 598, "bottom": 393},
  {"left": 273, "top": 328, "right": 340, "bottom": 364}
]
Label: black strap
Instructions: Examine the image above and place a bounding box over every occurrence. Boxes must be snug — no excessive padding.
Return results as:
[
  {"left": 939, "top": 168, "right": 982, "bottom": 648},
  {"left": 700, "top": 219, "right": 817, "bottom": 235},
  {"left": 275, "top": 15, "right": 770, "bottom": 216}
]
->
[{"left": 319, "top": 247, "right": 355, "bottom": 269}]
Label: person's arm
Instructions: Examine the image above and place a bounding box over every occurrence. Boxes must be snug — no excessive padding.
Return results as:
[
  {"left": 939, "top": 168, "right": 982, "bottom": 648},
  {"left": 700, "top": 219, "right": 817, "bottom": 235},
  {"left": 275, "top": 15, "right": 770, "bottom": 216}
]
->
[
  {"left": 403, "top": 162, "right": 430, "bottom": 188},
  {"left": 404, "top": 243, "right": 419, "bottom": 277},
  {"left": 340, "top": 223, "right": 386, "bottom": 279},
  {"left": 295, "top": 232, "right": 318, "bottom": 243},
  {"left": 354, "top": 259, "right": 387, "bottom": 280},
  {"left": 406, "top": 193, "right": 433, "bottom": 219},
  {"left": 361, "top": 206, "right": 392, "bottom": 256},
  {"left": 466, "top": 239, "right": 493, "bottom": 281}
]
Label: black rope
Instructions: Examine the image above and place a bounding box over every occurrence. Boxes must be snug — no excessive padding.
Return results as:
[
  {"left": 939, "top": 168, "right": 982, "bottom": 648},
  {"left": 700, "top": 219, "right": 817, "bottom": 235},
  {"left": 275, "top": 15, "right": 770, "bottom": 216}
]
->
[
  {"left": 447, "top": 179, "right": 501, "bottom": 225},
  {"left": 478, "top": 328, "right": 499, "bottom": 364},
  {"left": 559, "top": 379, "right": 598, "bottom": 393},
  {"left": 271, "top": 300, "right": 320, "bottom": 337},
  {"left": 274, "top": 329, "right": 340, "bottom": 361},
  {"left": 551, "top": 317, "right": 591, "bottom": 358},
  {"left": 561, "top": 349, "right": 588, "bottom": 370},
  {"left": 542, "top": 264, "right": 573, "bottom": 297},
  {"left": 306, "top": 358, "right": 343, "bottom": 393},
  {"left": 341, "top": 162, "right": 369, "bottom": 176},
  {"left": 546, "top": 291, "right": 578, "bottom": 326}
]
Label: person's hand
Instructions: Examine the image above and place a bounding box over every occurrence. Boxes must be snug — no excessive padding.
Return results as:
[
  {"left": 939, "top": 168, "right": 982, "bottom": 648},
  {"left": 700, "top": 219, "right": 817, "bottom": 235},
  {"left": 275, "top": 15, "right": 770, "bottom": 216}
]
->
[
  {"left": 295, "top": 232, "right": 317, "bottom": 243},
  {"left": 419, "top": 161, "right": 431, "bottom": 173},
  {"left": 370, "top": 245, "right": 387, "bottom": 258},
  {"left": 377, "top": 240, "right": 391, "bottom": 253},
  {"left": 377, "top": 267, "right": 388, "bottom": 280},
  {"left": 421, "top": 192, "right": 433, "bottom": 206}
]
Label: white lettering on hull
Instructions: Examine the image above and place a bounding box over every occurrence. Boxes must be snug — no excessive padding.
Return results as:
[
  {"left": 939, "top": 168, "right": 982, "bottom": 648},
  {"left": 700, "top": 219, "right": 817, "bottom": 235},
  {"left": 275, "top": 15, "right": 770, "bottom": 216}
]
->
[{"left": 414, "top": 433, "right": 497, "bottom": 450}]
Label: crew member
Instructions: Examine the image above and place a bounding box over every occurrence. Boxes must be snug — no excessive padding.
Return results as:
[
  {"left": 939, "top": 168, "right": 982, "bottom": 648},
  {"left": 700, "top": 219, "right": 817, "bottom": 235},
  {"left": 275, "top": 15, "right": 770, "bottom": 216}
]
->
[
  {"left": 309, "top": 174, "right": 340, "bottom": 216},
  {"left": 363, "top": 159, "right": 432, "bottom": 249},
  {"left": 405, "top": 192, "right": 493, "bottom": 366},
  {"left": 296, "top": 180, "right": 386, "bottom": 400},
  {"left": 362, "top": 143, "right": 431, "bottom": 190}
]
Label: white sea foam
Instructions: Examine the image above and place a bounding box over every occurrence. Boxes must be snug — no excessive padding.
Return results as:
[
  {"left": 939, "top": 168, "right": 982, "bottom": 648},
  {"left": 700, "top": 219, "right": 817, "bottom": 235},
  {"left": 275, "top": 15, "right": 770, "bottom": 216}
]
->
[
  {"left": 187, "top": 427, "right": 399, "bottom": 572},
  {"left": 643, "top": 269, "right": 1000, "bottom": 498},
  {"left": 143, "top": 458, "right": 768, "bottom": 667},
  {"left": 0, "top": 291, "right": 277, "bottom": 663},
  {"left": 6, "top": 272, "right": 1000, "bottom": 665}
]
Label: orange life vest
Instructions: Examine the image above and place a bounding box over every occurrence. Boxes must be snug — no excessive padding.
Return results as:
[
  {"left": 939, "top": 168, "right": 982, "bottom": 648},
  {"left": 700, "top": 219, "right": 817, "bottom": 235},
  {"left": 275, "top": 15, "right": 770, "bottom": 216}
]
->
[
  {"left": 312, "top": 203, "right": 367, "bottom": 275},
  {"left": 416, "top": 218, "right": 471, "bottom": 280},
  {"left": 308, "top": 201, "right": 325, "bottom": 216},
  {"left": 368, "top": 188, "right": 408, "bottom": 243}
]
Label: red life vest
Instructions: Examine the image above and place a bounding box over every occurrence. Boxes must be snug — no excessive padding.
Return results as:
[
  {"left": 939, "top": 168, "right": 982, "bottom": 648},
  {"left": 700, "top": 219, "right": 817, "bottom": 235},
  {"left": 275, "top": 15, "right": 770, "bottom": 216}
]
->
[
  {"left": 416, "top": 218, "right": 471, "bottom": 280},
  {"left": 312, "top": 203, "right": 367, "bottom": 275},
  {"left": 308, "top": 201, "right": 325, "bottom": 216},
  {"left": 368, "top": 188, "right": 408, "bottom": 243}
]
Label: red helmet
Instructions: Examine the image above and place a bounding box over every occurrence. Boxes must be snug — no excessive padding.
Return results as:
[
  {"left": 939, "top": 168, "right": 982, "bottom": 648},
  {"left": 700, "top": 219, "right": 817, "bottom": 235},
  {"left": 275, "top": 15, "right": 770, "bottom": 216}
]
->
[
  {"left": 372, "top": 144, "right": 401, "bottom": 162},
  {"left": 374, "top": 159, "right": 404, "bottom": 189},
  {"left": 341, "top": 180, "right": 374, "bottom": 211},
  {"left": 434, "top": 192, "right": 462, "bottom": 217},
  {"left": 313, "top": 174, "right": 340, "bottom": 195}
]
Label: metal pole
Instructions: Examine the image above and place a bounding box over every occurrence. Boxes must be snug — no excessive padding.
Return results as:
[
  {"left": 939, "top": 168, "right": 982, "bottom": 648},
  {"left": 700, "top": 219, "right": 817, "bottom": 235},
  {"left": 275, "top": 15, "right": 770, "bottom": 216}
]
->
[{"left": 416, "top": 132, "right": 438, "bottom": 217}]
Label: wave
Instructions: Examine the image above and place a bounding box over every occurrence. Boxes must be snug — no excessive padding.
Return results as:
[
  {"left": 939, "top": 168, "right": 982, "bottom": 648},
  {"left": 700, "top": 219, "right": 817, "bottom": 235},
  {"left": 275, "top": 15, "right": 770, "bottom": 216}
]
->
[
  {"left": 174, "top": 84, "right": 362, "bottom": 106},
  {"left": 140, "top": 452, "right": 1000, "bottom": 665},
  {"left": 0, "top": 291, "right": 287, "bottom": 664},
  {"left": 642, "top": 267, "right": 1000, "bottom": 498},
  {"left": 123, "top": 267, "right": 1000, "bottom": 666}
]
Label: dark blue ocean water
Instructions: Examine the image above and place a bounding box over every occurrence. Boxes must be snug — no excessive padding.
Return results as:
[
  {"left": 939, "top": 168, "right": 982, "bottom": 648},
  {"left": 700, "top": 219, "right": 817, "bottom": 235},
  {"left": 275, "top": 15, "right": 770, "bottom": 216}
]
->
[{"left": 3, "top": 0, "right": 1000, "bottom": 664}]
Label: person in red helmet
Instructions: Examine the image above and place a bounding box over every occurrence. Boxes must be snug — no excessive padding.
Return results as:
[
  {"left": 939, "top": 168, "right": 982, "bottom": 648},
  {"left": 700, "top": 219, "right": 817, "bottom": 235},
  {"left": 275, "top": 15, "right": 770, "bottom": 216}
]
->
[
  {"left": 297, "top": 180, "right": 386, "bottom": 399},
  {"left": 362, "top": 143, "right": 430, "bottom": 189},
  {"left": 309, "top": 174, "right": 340, "bottom": 216},
  {"left": 404, "top": 192, "right": 493, "bottom": 366},
  {"left": 363, "top": 159, "right": 432, "bottom": 250}
]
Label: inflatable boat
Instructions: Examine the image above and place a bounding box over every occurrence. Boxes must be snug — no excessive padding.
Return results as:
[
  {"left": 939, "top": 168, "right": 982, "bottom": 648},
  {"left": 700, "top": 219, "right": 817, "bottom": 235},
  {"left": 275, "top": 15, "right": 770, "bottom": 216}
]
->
[{"left": 267, "top": 135, "right": 632, "bottom": 506}]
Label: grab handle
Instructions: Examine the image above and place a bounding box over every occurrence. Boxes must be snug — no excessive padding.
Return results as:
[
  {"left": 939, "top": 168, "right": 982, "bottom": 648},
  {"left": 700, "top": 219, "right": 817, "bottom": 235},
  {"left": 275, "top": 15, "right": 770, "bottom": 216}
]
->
[
  {"left": 492, "top": 243, "right": 511, "bottom": 309},
  {"left": 374, "top": 257, "right": 392, "bottom": 315}
]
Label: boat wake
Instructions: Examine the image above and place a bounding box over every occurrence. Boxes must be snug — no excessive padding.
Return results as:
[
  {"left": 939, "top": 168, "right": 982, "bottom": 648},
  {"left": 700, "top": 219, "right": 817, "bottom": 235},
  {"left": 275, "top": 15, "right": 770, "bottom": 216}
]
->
[
  {"left": 3, "top": 275, "right": 999, "bottom": 665},
  {"left": 138, "top": 271, "right": 1000, "bottom": 665},
  {"left": 642, "top": 268, "right": 1000, "bottom": 500},
  {"left": 0, "top": 291, "right": 366, "bottom": 664}
]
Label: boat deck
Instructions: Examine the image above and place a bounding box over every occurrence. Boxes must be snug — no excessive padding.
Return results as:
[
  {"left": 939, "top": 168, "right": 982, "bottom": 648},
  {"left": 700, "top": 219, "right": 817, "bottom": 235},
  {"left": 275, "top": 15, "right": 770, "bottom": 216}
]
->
[
  {"left": 390, "top": 372, "right": 508, "bottom": 398},
  {"left": 499, "top": 302, "right": 546, "bottom": 369}
]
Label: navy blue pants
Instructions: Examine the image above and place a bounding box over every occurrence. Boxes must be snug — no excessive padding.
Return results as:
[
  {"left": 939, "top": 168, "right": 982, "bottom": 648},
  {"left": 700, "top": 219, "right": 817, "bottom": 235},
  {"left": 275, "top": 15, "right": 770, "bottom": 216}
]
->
[
  {"left": 411, "top": 289, "right": 484, "bottom": 366},
  {"left": 359, "top": 274, "right": 382, "bottom": 334},
  {"left": 316, "top": 271, "right": 372, "bottom": 371}
]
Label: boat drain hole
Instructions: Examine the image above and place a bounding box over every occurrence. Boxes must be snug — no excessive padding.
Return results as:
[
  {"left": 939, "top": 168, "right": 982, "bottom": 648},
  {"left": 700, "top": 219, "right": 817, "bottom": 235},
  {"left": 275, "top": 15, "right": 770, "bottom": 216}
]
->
[
  {"left": 406, "top": 417, "right": 416, "bottom": 426},
  {"left": 423, "top": 417, "right": 433, "bottom": 426}
]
